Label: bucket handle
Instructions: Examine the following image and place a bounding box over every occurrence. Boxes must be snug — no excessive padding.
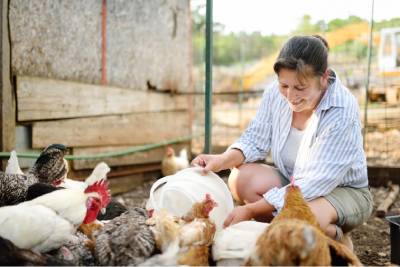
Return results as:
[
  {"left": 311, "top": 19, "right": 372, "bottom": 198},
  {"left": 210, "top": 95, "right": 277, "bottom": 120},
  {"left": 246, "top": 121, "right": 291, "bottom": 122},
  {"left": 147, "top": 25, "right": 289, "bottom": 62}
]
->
[{"left": 149, "top": 175, "right": 198, "bottom": 212}]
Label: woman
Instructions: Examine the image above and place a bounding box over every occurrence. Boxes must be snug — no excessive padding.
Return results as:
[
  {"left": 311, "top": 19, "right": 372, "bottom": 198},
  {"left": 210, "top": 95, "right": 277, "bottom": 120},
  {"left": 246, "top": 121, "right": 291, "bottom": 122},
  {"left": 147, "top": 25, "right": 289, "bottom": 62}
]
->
[{"left": 191, "top": 35, "right": 373, "bottom": 248}]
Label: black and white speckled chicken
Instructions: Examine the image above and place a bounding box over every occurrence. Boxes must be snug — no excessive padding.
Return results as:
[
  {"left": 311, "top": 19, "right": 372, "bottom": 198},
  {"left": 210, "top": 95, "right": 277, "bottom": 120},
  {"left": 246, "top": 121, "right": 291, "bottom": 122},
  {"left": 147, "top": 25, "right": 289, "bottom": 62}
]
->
[
  {"left": 50, "top": 231, "right": 96, "bottom": 266},
  {"left": 0, "top": 144, "right": 68, "bottom": 206},
  {"left": 94, "top": 207, "right": 156, "bottom": 266}
]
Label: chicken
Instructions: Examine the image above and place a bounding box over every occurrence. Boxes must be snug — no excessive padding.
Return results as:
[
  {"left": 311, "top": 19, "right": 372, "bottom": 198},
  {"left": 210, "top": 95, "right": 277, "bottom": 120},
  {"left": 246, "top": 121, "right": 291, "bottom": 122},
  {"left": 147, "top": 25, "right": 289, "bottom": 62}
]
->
[
  {"left": 146, "top": 193, "right": 218, "bottom": 266},
  {"left": 161, "top": 146, "right": 189, "bottom": 176},
  {"left": 25, "top": 183, "right": 63, "bottom": 201},
  {"left": 94, "top": 207, "right": 156, "bottom": 266},
  {"left": 0, "top": 236, "right": 73, "bottom": 266},
  {"left": 0, "top": 144, "right": 68, "bottom": 206},
  {"left": 141, "top": 210, "right": 180, "bottom": 266},
  {"left": 177, "top": 193, "right": 217, "bottom": 266},
  {"left": 0, "top": 180, "right": 110, "bottom": 253},
  {"left": 96, "top": 198, "right": 127, "bottom": 220},
  {"left": 60, "top": 162, "right": 110, "bottom": 191},
  {"left": 212, "top": 221, "right": 268, "bottom": 266},
  {"left": 26, "top": 181, "right": 126, "bottom": 223},
  {"left": 5, "top": 150, "right": 24, "bottom": 175},
  {"left": 51, "top": 231, "right": 96, "bottom": 266},
  {"left": 245, "top": 178, "right": 362, "bottom": 266},
  {"left": 24, "top": 182, "right": 104, "bottom": 265}
]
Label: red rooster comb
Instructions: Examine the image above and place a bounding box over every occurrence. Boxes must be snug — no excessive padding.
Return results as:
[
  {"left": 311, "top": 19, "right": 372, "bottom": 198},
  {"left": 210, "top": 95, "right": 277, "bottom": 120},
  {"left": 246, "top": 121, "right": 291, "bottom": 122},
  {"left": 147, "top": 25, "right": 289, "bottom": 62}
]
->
[
  {"left": 203, "top": 193, "right": 218, "bottom": 217},
  {"left": 84, "top": 179, "right": 111, "bottom": 208}
]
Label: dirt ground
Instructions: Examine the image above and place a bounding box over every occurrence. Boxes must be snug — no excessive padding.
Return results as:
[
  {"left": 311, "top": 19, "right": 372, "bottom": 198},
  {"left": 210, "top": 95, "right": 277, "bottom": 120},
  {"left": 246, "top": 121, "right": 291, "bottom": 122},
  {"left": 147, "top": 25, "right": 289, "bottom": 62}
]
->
[{"left": 117, "top": 175, "right": 398, "bottom": 266}]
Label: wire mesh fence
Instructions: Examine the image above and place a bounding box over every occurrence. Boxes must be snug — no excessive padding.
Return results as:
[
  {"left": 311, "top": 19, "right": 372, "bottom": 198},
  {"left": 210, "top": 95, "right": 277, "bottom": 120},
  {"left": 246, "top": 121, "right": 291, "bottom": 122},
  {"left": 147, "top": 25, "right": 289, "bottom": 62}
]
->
[{"left": 191, "top": 60, "right": 400, "bottom": 168}]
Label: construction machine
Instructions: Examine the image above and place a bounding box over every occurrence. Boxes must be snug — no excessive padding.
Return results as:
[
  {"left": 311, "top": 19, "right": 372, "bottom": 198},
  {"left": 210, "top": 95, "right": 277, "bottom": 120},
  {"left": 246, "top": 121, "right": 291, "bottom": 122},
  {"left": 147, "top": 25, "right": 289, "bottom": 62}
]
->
[{"left": 373, "top": 27, "right": 400, "bottom": 103}]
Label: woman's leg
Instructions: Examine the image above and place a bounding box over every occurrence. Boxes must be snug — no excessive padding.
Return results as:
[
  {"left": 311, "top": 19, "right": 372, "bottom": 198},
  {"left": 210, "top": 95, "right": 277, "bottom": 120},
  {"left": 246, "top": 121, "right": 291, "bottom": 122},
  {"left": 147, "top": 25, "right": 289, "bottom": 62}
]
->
[
  {"left": 228, "top": 163, "right": 284, "bottom": 204},
  {"left": 307, "top": 197, "right": 338, "bottom": 238},
  {"left": 308, "top": 197, "right": 355, "bottom": 250}
]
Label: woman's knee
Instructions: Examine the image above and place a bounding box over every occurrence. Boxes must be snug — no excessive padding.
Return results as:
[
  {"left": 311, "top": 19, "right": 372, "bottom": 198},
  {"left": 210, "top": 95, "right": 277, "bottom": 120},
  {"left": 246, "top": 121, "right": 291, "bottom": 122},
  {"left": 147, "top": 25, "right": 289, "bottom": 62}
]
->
[
  {"left": 228, "top": 163, "right": 283, "bottom": 203},
  {"left": 228, "top": 166, "right": 249, "bottom": 203}
]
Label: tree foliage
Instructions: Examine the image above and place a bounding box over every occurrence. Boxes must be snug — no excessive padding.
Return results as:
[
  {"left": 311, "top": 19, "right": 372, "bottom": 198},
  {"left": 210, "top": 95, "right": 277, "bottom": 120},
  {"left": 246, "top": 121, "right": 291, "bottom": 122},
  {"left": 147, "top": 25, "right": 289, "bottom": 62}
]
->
[{"left": 191, "top": 5, "right": 400, "bottom": 66}]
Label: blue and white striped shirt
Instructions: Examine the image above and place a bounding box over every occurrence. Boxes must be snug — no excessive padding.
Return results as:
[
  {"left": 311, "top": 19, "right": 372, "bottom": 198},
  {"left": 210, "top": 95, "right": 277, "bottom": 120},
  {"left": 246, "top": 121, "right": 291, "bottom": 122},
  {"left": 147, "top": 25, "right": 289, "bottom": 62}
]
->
[{"left": 230, "top": 72, "right": 368, "bottom": 212}]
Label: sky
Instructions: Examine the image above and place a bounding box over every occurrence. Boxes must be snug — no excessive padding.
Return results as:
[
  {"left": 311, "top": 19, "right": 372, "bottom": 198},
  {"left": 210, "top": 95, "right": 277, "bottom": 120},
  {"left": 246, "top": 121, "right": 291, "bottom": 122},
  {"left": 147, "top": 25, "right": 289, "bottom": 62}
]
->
[{"left": 192, "top": 0, "right": 400, "bottom": 35}]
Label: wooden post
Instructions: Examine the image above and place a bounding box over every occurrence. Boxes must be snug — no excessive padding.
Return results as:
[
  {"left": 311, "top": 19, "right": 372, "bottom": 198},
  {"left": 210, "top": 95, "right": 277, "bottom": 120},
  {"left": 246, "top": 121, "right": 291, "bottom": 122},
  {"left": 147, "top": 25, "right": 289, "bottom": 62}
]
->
[
  {"left": 0, "top": 0, "right": 16, "bottom": 170},
  {"left": 376, "top": 183, "right": 400, "bottom": 218}
]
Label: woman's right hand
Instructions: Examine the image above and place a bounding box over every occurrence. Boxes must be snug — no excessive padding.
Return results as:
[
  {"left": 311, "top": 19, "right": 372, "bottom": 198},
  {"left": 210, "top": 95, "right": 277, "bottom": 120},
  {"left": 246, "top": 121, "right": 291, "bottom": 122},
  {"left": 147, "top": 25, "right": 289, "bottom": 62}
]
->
[{"left": 191, "top": 154, "right": 226, "bottom": 174}]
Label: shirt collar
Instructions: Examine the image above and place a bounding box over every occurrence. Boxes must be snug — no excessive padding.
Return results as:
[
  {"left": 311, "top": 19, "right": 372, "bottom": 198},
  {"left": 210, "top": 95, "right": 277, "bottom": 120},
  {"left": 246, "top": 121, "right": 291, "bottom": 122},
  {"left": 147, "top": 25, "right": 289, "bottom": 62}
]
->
[{"left": 316, "top": 70, "right": 345, "bottom": 111}]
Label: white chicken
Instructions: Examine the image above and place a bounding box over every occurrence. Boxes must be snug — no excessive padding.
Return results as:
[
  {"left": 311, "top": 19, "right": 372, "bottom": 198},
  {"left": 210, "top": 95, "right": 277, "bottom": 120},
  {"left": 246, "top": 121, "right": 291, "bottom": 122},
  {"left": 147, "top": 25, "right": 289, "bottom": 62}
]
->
[
  {"left": 161, "top": 147, "right": 189, "bottom": 176},
  {"left": 212, "top": 221, "right": 269, "bottom": 266},
  {"left": 60, "top": 162, "right": 110, "bottom": 191},
  {"left": 5, "top": 150, "right": 24, "bottom": 175},
  {"left": 0, "top": 180, "right": 110, "bottom": 253}
]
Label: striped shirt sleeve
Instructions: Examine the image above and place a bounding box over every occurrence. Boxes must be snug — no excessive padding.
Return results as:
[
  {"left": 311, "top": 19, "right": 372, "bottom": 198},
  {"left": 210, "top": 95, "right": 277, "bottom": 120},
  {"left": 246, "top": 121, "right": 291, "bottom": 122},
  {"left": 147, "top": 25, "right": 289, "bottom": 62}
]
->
[
  {"left": 264, "top": 113, "right": 363, "bottom": 212},
  {"left": 229, "top": 87, "right": 274, "bottom": 162}
]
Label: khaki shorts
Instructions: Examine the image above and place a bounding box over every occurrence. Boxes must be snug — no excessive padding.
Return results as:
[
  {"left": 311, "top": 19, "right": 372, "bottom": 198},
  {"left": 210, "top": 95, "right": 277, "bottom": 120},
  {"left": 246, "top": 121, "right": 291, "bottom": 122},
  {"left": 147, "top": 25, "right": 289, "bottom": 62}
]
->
[
  {"left": 325, "top": 186, "right": 374, "bottom": 232},
  {"left": 277, "top": 169, "right": 374, "bottom": 232}
]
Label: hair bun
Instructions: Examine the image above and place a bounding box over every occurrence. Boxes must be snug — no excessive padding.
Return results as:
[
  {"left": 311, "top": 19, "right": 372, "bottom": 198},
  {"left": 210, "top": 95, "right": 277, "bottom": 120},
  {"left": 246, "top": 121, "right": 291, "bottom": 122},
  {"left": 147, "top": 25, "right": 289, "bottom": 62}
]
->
[{"left": 312, "top": 35, "right": 329, "bottom": 51}]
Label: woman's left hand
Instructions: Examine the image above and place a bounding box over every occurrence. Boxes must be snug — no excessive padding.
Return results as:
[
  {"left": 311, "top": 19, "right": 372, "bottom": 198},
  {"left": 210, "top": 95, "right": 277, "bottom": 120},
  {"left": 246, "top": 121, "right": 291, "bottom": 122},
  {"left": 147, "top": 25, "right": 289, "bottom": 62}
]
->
[{"left": 223, "top": 205, "right": 254, "bottom": 228}]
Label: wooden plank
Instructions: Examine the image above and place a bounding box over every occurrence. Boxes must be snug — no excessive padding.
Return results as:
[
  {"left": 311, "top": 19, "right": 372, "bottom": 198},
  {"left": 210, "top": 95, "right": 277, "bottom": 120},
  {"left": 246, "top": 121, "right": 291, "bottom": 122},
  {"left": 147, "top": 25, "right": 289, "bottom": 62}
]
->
[
  {"left": 72, "top": 142, "right": 190, "bottom": 170},
  {"left": 108, "top": 173, "right": 147, "bottom": 196},
  {"left": 0, "top": 0, "right": 16, "bottom": 170},
  {"left": 376, "top": 183, "right": 400, "bottom": 218},
  {"left": 17, "top": 76, "right": 189, "bottom": 121},
  {"left": 108, "top": 170, "right": 160, "bottom": 196},
  {"left": 32, "top": 111, "right": 190, "bottom": 148}
]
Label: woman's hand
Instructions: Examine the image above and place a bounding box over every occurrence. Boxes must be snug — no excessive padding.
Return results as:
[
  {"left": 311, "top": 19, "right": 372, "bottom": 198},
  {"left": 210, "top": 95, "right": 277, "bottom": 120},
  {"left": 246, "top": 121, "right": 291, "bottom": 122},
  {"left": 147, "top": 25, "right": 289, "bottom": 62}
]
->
[
  {"left": 191, "top": 154, "right": 226, "bottom": 174},
  {"left": 223, "top": 199, "right": 276, "bottom": 228},
  {"left": 223, "top": 205, "right": 254, "bottom": 228},
  {"left": 191, "top": 149, "right": 245, "bottom": 175}
]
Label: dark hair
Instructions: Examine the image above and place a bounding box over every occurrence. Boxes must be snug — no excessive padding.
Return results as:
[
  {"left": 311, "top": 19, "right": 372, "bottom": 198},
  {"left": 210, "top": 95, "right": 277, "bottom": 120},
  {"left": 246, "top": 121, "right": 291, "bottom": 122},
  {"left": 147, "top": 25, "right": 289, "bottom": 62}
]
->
[{"left": 273, "top": 35, "right": 329, "bottom": 79}]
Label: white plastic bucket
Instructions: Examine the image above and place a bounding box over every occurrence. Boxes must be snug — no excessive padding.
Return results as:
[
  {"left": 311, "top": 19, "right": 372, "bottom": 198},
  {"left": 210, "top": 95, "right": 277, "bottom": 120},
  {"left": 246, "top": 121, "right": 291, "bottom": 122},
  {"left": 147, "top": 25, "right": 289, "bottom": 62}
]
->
[{"left": 146, "top": 167, "right": 234, "bottom": 231}]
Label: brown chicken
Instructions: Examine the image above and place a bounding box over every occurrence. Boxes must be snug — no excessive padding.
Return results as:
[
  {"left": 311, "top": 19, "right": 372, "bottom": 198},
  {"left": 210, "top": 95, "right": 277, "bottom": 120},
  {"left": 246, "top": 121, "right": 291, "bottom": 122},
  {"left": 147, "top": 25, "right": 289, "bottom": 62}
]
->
[
  {"left": 177, "top": 194, "right": 217, "bottom": 266},
  {"left": 245, "top": 181, "right": 362, "bottom": 266},
  {"left": 145, "top": 194, "right": 218, "bottom": 266}
]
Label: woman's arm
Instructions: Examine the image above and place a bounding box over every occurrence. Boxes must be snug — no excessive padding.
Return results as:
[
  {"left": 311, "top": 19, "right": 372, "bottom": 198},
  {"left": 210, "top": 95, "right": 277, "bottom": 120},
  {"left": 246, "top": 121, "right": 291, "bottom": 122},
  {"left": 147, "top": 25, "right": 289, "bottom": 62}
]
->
[
  {"left": 223, "top": 198, "right": 275, "bottom": 227},
  {"left": 229, "top": 83, "right": 277, "bottom": 163}
]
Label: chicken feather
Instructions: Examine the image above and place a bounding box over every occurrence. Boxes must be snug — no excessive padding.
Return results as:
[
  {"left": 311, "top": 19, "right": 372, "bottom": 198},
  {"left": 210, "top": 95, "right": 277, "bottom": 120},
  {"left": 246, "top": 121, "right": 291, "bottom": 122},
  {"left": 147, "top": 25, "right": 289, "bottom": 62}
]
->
[{"left": 0, "top": 205, "right": 75, "bottom": 253}]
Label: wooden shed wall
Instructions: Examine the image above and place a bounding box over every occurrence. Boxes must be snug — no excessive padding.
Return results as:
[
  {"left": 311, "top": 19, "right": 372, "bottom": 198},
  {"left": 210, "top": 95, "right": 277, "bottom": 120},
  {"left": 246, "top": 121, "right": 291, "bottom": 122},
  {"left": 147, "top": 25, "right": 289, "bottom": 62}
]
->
[{"left": 6, "top": 0, "right": 193, "bottom": 170}]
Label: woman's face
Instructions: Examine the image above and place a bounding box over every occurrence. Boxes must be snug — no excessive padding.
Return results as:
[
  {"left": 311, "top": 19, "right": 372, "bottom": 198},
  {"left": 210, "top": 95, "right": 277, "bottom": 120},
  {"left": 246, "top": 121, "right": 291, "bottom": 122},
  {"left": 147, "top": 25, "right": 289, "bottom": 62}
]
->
[{"left": 278, "top": 68, "right": 326, "bottom": 113}]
